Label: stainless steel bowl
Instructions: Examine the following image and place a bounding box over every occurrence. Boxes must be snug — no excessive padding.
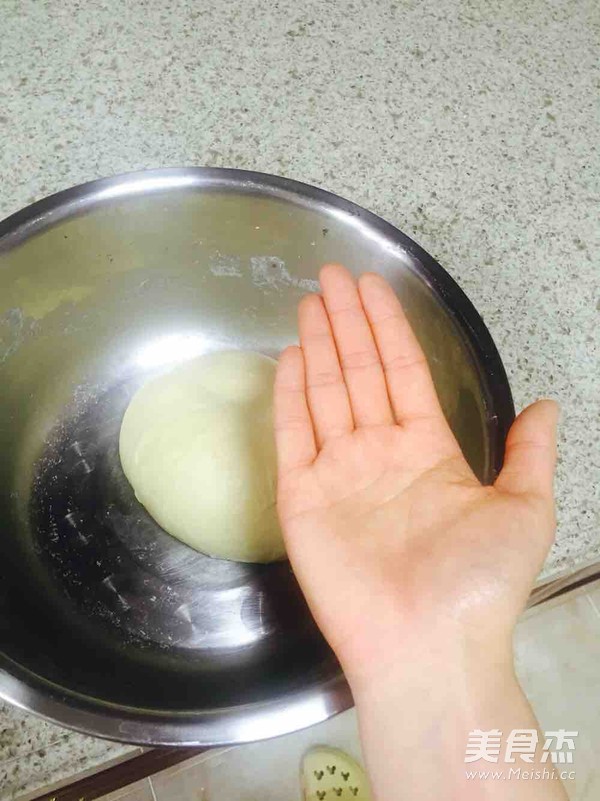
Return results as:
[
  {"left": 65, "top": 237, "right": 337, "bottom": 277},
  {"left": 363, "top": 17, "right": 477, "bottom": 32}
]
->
[{"left": 0, "top": 168, "right": 514, "bottom": 745}]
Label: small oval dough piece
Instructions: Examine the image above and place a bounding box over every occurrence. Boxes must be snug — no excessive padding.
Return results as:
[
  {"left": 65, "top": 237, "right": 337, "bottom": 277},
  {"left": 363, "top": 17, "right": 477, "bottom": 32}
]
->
[{"left": 119, "top": 350, "right": 285, "bottom": 563}]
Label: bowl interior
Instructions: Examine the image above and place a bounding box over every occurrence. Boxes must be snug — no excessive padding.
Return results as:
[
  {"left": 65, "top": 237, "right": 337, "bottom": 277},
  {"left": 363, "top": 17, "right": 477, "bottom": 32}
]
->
[{"left": 0, "top": 171, "right": 508, "bottom": 741}]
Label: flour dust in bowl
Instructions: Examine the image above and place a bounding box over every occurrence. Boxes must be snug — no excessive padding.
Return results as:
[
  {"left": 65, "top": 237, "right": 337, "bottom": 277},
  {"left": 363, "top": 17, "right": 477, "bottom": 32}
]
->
[{"left": 0, "top": 168, "right": 514, "bottom": 745}]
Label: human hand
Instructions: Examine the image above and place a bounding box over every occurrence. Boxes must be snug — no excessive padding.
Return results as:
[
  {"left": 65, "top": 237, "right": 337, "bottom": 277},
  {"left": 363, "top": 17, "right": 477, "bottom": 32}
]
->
[{"left": 274, "top": 264, "right": 558, "bottom": 687}]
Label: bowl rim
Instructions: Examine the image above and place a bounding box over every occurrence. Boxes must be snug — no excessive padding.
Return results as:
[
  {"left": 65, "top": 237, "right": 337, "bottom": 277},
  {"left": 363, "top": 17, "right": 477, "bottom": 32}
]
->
[{"left": 0, "top": 166, "right": 515, "bottom": 745}]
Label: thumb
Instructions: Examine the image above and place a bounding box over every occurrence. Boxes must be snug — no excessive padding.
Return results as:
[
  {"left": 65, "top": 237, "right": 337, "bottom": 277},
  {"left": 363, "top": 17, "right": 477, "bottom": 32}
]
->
[{"left": 496, "top": 399, "right": 559, "bottom": 499}]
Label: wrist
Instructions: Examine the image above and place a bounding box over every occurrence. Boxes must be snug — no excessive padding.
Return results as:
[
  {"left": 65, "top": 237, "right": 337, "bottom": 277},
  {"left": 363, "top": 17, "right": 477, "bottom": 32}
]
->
[
  {"left": 343, "top": 621, "right": 516, "bottom": 702},
  {"left": 348, "top": 639, "right": 558, "bottom": 801}
]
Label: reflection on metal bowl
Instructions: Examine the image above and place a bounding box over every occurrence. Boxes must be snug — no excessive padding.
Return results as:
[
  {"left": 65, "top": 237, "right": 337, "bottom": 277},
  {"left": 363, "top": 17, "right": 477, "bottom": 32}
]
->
[{"left": 0, "top": 168, "right": 513, "bottom": 745}]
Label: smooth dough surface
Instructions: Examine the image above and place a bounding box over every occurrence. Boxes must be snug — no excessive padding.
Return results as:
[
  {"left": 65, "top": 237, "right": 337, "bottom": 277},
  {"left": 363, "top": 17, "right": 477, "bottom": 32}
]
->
[{"left": 119, "top": 350, "right": 284, "bottom": 563}]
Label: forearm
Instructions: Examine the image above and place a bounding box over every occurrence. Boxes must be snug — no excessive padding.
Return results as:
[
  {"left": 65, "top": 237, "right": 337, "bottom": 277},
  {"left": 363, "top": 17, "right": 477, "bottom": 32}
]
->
[{"left": 348, "top": 637, "right": 568, "bottom": 801}]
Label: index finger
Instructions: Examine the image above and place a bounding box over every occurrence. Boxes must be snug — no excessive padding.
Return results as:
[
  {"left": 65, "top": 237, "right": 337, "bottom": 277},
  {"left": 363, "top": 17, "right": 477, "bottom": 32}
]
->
[{"left": 357, "top": 272, "right": 446, "bottom": 426}]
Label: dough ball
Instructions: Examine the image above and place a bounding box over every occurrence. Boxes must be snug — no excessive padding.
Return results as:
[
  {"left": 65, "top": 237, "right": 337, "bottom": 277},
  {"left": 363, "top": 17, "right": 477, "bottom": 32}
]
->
[{"left": 119, "top": 350, "right": 284, "bottom": 563}]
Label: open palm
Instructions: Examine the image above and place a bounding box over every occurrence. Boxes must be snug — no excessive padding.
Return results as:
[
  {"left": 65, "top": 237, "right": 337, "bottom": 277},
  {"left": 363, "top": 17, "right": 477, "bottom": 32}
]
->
[{"left": 274, "top": 264, "right": 558, "bottom": 685}]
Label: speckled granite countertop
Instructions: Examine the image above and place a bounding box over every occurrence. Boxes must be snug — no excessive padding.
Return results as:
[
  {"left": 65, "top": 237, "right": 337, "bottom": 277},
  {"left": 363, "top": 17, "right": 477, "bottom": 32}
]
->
[
  {"left": 0, "top": 702, "right": 137, "bottom": 800},
  {"left": 0, "top": 0, "right": 598, "bottom": 797}
]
